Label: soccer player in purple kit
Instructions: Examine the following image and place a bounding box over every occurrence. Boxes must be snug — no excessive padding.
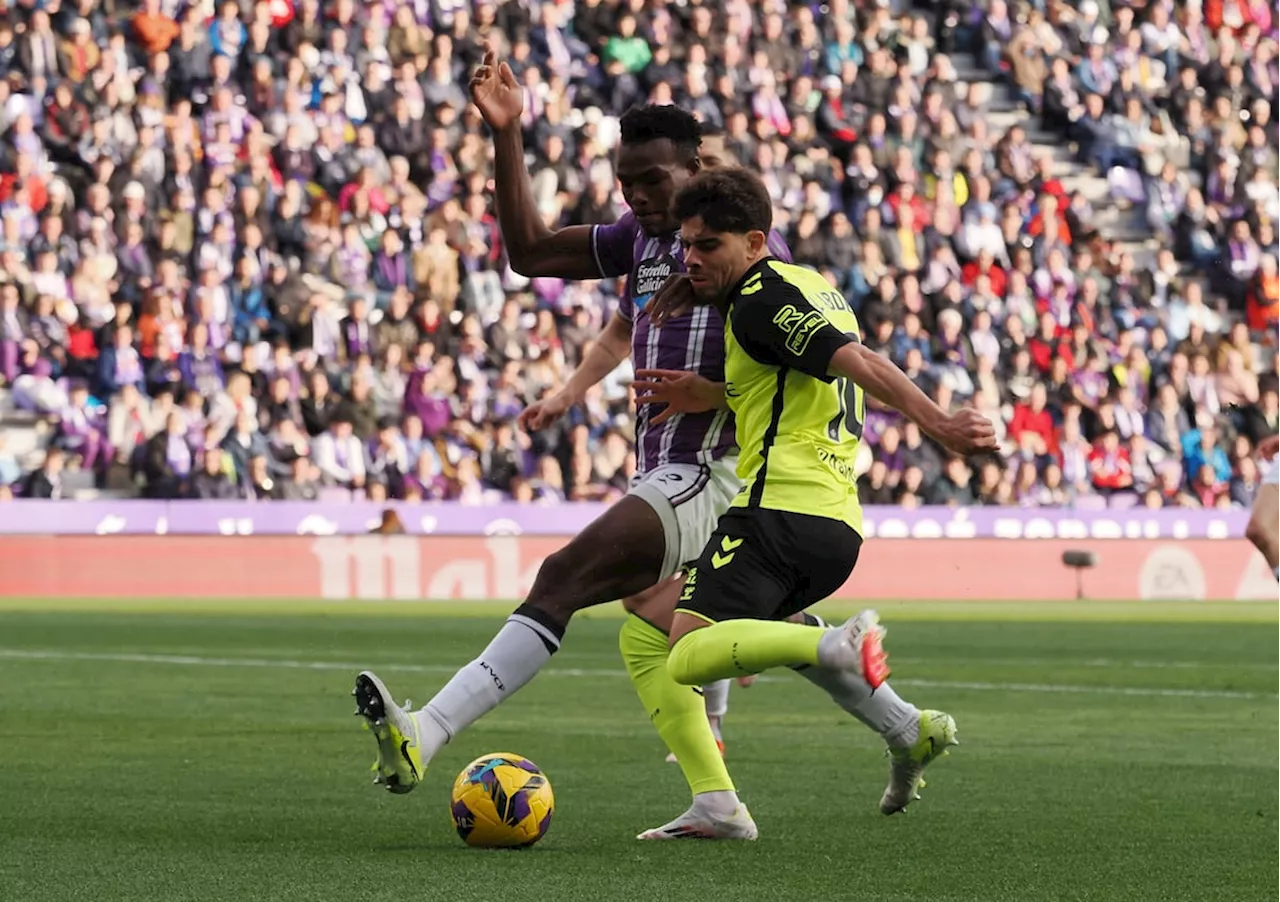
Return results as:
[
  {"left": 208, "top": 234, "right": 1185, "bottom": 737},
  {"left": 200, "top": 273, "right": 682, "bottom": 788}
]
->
[{"left": 353, "top": 47, "right": 792, "bottom": 840}]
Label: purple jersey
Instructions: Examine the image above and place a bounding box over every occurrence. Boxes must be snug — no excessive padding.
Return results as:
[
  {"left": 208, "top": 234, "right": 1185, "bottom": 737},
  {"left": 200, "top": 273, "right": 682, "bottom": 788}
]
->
[{"left": 590, "top": 210, "right": 793, "bottom": 472}]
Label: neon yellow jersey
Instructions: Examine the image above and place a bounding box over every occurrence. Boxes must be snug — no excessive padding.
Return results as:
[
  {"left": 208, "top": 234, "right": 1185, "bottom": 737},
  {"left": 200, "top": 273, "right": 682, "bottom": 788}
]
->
[{"left": 723, "top": 258, "right": 865, "bottom": 534}]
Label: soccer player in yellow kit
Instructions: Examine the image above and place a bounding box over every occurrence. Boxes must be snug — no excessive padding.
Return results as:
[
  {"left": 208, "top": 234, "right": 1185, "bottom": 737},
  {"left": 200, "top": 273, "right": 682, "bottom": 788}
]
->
[{"left": 635, "top": 168, "right": 998, "bottom": 819}]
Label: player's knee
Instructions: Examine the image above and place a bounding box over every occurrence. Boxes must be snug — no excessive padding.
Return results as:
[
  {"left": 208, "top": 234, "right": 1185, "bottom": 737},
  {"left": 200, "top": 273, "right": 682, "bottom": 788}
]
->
[
  {"left": 618, "top": 614, "right": 666, "bottom": 675},
  {"left": 1246, "top": 514, "right": 1276, "bottom": 552},
  {"left": 618, "top": 617, "right": 642, "bottom": 675},
  {"left": 525, "top": 547, "right": 590, "bottom": 620},
  {"left": 1245, "top": 516, "right": 1263, "bottom": 548}
]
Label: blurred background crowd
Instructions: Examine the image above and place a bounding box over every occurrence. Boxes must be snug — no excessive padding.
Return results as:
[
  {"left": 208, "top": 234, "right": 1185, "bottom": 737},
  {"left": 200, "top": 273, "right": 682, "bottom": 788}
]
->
[{"left": 0, "top": 0, "right": 1274, "bottom": 510}]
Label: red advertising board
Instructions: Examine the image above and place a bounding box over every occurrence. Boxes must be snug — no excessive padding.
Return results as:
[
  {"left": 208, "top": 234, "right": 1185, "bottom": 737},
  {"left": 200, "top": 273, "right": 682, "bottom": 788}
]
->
[{"left": 0, "top": 536, "right": 1274, "bottom": 601}]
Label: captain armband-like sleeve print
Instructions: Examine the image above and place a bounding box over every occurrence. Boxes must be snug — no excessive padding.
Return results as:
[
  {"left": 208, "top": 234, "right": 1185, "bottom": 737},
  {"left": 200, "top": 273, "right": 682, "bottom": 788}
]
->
[{"left": 731, "top": 278, "right": 854, "bottom": 381}]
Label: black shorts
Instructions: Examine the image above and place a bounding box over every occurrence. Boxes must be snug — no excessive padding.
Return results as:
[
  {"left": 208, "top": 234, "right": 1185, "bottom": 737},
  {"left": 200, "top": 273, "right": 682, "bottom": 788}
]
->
[{"left": 677, "top": 507, "right": 863, "bottom": 624}]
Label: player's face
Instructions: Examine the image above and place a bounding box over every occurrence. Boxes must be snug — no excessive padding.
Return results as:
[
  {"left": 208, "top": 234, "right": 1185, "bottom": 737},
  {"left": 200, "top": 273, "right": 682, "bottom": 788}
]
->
[
  {"left": 680, "top": 215, "right": 766, "bottom": 304},
  {"left": 697, "top": 134, "right": 737, "bottom": 171},
  {"left": 616, "top": 139, "right": 699, "bottom": 235}
]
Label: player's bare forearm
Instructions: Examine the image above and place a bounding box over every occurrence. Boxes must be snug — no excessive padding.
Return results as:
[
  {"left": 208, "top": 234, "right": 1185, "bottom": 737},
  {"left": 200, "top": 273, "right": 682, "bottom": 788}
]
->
[
  {"left": 491, "top": 126, "right": 547, "bottom": 267},
  {"left": 561, "top": 312, "right": 632, "bottom": 403},
  {"left": 632, "top": 370, "right": 727, "bottom": 415},
  {"left": 492, "top": 128, "right": 599, "bottom": 279},
  {"left": 710, "top": 383, "right": 729, "bottom": 410},
  {"left": 828, "top": 343, "right": 947, "bottom": 437}
]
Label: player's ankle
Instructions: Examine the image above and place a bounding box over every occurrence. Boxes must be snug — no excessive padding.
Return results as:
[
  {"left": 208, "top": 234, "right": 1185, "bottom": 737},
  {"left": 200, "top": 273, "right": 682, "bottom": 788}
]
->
[
  {"left": 692, "top": 789, "right": 739, "bottom": 818},
  {"left": 814, "top": 626, "right": 848, "bottom": 669},
  {"left": 883, "top": 713, "right": 920, "bottom": 751},
  {"left": 413, "top": 706, "right": 453, "bottom": 761}
]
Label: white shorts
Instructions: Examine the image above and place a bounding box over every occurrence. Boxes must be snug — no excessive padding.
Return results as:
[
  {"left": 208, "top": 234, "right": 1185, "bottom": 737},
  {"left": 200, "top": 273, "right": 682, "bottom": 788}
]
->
[
  {"left": 628, "top": 458, "right": 742, "bottom": 580},
  {"left": 1263, "top": 460, "right": 1279, "bottom": 487}
]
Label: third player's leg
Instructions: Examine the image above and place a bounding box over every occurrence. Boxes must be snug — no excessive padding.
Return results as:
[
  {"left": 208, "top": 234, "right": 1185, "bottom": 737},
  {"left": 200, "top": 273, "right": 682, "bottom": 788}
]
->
[
  {"left": 619, "top": 462, "right": 760, "bottom": 839},
  {"left": 624, "top": 577, "right": 731, "bottom": 759},
  {"left": 1245, "top": 480, "right": 1279, "bottom": 580}
]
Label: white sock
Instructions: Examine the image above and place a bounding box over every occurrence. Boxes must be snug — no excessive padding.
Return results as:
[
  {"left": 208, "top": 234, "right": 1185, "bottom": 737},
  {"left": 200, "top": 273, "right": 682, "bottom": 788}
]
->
[
  {"left": 692, "top": 789, "right": 740, "bottom": 818},
  {"left": 703, "top": 679, "right": 730, "bottom": 718},
  {"left": 794, "top": 666, "right": 920, "bottom": 749},
  {"left": 795, "top": 611, "right": 919, "bottom": 748},
  {"left": 417, "top": 609, "right": 563, "bottom": 762}
]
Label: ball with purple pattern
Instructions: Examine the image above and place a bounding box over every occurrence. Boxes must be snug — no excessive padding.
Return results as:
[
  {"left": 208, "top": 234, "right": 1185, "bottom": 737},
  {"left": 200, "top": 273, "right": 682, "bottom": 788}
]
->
[{"left": 450, "top": 752, "right": 555, "bottom": 849}]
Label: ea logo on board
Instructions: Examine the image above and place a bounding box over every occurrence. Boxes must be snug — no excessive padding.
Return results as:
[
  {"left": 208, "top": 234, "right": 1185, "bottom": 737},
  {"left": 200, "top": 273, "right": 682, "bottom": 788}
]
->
[{"left": 1138, "top": 546, "right": 1206, "bottom": 601}]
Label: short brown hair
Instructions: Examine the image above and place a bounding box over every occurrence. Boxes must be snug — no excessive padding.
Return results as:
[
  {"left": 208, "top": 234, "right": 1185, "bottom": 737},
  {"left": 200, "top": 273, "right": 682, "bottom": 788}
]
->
[{"left": 672, "top": 168, "right": 773, "bottom": 236}]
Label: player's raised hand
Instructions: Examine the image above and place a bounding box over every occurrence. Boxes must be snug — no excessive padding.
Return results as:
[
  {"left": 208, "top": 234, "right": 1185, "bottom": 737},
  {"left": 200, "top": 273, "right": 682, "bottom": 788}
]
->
[
  {"left": 469, "top": 45, "right": 523, "bottom": 132},
  {"left": 518, "top": 393, "right": 572, "bottom": 433},
  {"left": 935, "top": 408, "right": 998, "bottom": 456},
  {"left": 1257, "top": 434, "right": 1279, "bottom": 460},
  {"left": 632, "top": 369, "right": 724, "bottom": 426},
  {"left": 647, "top": 274, "right": 697, "bottom": 327}
]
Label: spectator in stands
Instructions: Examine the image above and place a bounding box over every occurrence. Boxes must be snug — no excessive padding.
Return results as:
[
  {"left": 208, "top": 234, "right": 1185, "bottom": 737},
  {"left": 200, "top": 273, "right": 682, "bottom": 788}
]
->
[
  {"left": 24, "top": 447, "right": 64, "bottom": 499},
  {"left": 143, "top": 412, "right": 192, "bottom": 500},
  {"left": 314, "top": 411, "right": 366, "bottom": 490},
  {"left": 222, "top": 409, "right": 269, "bottom": 486},
  {"left": 272, "top": 453, "right": 317, "bottom": 501},
  {"left": 189, "top": 445, "right": 241, "bottom": 500}
]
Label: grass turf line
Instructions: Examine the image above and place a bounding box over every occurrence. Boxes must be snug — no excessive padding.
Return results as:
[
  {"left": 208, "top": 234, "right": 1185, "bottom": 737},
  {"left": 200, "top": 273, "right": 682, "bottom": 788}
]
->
[{"left": 0, "top": 610, "right": 1275, "bottom": 902}]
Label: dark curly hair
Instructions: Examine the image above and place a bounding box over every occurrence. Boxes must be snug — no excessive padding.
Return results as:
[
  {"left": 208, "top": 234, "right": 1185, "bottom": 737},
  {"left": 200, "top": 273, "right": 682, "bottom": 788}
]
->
[
  {"left": 618, "top": 104, "right": 702, "bottom": 163},
  {"left": 672, "top": 168, "right": 773, "bottom": 236}
]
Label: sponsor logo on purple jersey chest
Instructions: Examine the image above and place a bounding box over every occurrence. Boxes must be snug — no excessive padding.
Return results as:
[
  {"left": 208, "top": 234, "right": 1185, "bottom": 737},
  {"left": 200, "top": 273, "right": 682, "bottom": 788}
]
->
[{"left": 631, "top": 254, "right": 679, "bottom": 312}]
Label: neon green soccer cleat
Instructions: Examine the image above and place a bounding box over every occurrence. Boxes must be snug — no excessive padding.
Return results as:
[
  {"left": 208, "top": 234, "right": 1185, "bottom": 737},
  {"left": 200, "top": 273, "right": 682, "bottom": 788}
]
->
[
  {"left": 353, "top": 670, "right": 423, "bottom": 795},
  {"left": 880, "top": 709, "right": 959, "bottom": 815}
]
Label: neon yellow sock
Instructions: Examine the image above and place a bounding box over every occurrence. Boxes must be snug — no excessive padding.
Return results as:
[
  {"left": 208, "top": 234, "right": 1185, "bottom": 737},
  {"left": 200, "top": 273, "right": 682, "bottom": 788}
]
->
[
  {"left": 619, "top": 615, "right": 735, "bottom": 795},
  {"left": 668, "top": 620, "right": 822, "bottom": 685}
]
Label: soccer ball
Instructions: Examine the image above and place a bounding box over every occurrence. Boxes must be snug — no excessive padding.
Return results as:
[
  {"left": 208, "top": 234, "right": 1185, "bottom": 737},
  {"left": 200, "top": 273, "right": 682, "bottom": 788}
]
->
[{"left": 450, "top": 753, "right": 555, "bottom": 848}]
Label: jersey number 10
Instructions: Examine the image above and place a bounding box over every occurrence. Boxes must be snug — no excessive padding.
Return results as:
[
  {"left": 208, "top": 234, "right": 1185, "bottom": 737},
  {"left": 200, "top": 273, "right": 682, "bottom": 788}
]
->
[{"left": 827, "top": 333, "right": 865, "bottom": 442}]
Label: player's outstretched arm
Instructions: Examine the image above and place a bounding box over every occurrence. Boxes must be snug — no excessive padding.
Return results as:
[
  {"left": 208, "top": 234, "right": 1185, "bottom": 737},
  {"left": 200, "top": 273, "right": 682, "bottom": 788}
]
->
[
  {"left": 518, "top": 312, "right": 633, "bottom": 432},
  {"left": 632, "top": 368, "right": 727, "bottom": 426},
  {"left": 471, "top": 47, "right": 601, "bottom": 280},
  {"left": 828, "top": 343, "right": 997, "bottom": 456}
]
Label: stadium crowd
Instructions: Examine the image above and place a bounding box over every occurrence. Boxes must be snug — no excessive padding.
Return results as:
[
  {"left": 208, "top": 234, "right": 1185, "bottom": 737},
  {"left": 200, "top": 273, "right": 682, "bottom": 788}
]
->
[{"left": 0, "top": 0, "right": 1274, "bottom": 510}]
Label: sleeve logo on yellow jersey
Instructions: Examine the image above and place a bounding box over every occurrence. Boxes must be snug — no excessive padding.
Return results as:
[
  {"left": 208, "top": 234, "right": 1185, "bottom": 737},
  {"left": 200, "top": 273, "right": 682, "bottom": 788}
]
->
[{"left": 772, "top": 304, "right": 826, "bottom": 356}]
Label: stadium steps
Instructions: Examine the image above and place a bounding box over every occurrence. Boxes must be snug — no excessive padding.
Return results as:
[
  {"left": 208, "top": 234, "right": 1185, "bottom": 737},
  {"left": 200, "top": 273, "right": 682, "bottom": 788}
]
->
[
  {"left": 59, "top": 468, "right": 96, "bottom": 497},
  {"left": 71, "top": 487, "right": 136, "bottom": 501},
  {"left": 955, "top": 53, "right": 1219, "bottom": 306},
  {"left": 952, "top": 52, "right": 1161, "bottom": 260},
  {"left": 950, "top": 60, "right": 1117, "bottom": 207},
  {"left": 0, "top": 386, "right": 54, "bottom": 470},
  {"left": 0, "top": 423, "right": 50, "bottom": 470}
]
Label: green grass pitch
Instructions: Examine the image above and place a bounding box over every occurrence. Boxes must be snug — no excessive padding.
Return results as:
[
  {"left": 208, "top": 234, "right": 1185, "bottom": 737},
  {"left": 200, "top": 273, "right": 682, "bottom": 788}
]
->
[{"left": 0, "top": 600, "right": 1275, "bottom": 902}]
